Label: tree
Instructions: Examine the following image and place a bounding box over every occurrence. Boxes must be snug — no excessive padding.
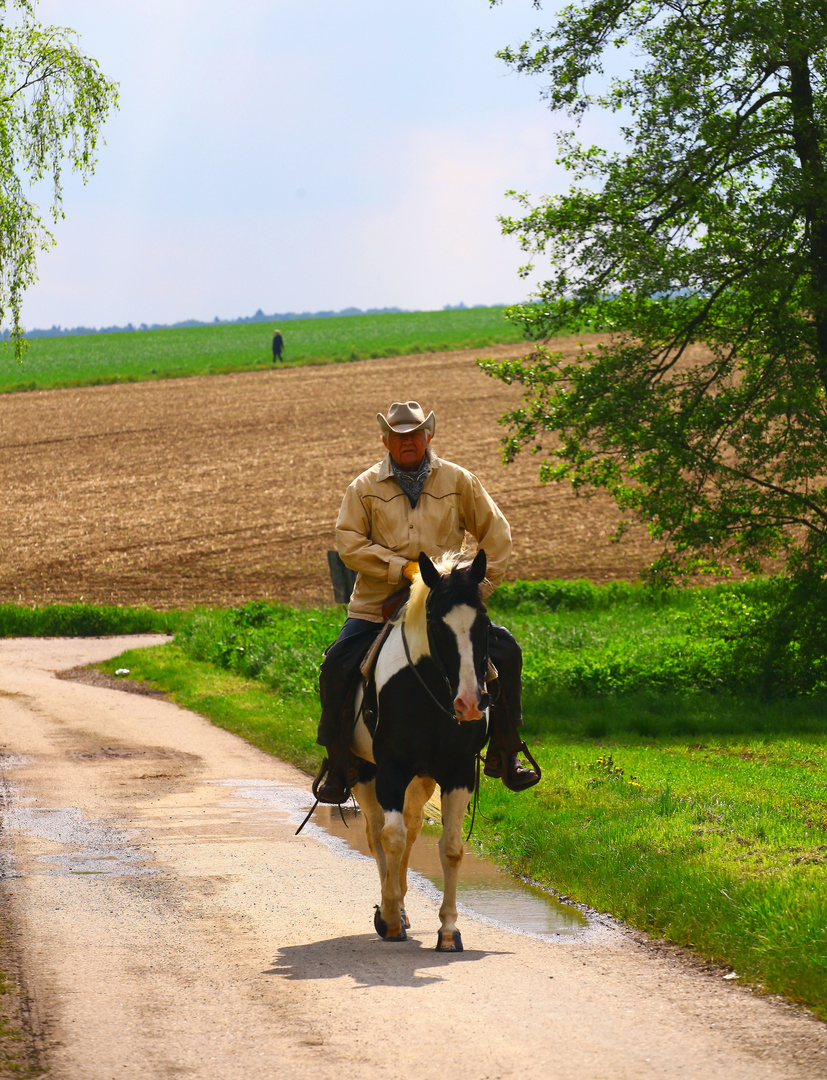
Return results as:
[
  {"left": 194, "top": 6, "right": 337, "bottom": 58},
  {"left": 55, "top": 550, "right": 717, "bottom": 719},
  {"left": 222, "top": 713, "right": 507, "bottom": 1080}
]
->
[
  {"left": 482, "top": 0, "right": 827, "bottom": 580},
  {"left": 0, "top": 0, "right": 118, "bottom": 358}
]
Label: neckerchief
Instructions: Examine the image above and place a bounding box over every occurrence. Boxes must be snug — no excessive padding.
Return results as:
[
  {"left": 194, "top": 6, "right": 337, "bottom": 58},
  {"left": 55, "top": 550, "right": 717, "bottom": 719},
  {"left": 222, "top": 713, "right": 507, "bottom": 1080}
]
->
[{"left": 390, "top": 454, "right": 432, "bottom": 508}]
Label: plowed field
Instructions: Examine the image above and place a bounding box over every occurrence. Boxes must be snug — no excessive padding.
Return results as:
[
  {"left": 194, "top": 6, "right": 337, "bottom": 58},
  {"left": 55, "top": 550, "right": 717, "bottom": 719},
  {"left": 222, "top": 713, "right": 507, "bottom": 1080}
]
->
[{"left": 0, "top": 336, "right": 661, "bottom": 608}]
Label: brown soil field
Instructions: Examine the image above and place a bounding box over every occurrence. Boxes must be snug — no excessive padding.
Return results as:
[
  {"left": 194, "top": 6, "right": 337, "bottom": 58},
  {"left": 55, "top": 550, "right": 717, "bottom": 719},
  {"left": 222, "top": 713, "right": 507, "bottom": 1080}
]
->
[{"left": 0, "top": 337, "right": 663, "bottom": 608}]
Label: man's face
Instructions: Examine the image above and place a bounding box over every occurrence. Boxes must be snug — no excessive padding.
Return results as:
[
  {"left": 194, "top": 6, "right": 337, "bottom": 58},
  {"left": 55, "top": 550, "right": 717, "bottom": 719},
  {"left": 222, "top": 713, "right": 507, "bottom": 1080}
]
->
[{"left": 383, "top": 429, "right": 432, "bottom": 470}]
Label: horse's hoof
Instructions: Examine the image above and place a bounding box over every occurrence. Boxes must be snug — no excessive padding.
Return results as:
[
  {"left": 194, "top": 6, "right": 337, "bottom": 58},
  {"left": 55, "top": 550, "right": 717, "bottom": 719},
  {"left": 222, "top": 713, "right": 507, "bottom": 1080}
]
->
[
  {"left": 435, "top": 930, "right": 463, "bottom": 952},
  {"left": 374, "top": 906, "right": 407, "bottom": 942},
  {"left": 401, "top": 907, "right": 411, "bottom": 929}
]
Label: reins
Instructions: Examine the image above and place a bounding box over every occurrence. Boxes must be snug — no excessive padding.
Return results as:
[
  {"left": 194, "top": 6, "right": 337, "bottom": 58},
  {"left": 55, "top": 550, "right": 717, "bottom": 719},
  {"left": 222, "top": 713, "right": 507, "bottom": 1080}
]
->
[
  {"left": 295, "top": 695, "right": 367, "bottom": 836},
  {"left": 400, "top": 619, "right": 460, "bottom": 723},
  {"left": 465, "top": 751, "right": 482, "bottom": 841},
  {"left": 298, "top": 588, "right": 489, "bottom": 840},
  {"left": 295, "top": 795, "right": 350, "bottom": 836},
  {"left": 400, "top": 602, "right": 489, "bottom": 841}
]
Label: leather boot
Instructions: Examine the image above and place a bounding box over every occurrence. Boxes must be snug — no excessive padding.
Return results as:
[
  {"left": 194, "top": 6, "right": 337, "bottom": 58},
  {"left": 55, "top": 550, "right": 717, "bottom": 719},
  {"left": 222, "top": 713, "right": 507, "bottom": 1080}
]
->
[
  {"left": 484, "top": 681, "right": 541, "bottom": 792},
  {"left": 312, "top": 740, "right": 353, "bottom": 804},
  {"left": 483, "top": 746, "right": 540, "bottom": 791}
]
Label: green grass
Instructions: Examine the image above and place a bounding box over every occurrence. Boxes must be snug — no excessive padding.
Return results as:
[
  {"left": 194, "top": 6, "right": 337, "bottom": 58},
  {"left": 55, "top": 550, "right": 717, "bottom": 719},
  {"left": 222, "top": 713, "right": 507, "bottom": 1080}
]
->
[
  {"left": 95, "top": 583, "right": 827, "bottom": 1018},
  {"left": 478, "top": 733, "right": 827, "bottom": 1015},
  {"left": 0, "top": 603, "right": 182, "bottom": 637},
  {"left": 1, "top": 307, "right": 528, "bottom": 393}
]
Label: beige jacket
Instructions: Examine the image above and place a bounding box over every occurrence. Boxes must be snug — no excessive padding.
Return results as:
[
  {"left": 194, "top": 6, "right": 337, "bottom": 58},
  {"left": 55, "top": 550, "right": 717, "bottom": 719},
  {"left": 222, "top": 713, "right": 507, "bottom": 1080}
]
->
[{"left": 336, "top": 448, "right": 511, "bottom": 622}]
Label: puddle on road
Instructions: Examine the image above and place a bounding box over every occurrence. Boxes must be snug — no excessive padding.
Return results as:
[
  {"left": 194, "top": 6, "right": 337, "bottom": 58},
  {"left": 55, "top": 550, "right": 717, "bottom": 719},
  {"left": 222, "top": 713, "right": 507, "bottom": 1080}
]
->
[
  {"left": 2, "top": 807, "right": 153, "bottom": 877},
  {"left": 312, "top": 803, "right": 587, "bottom": 938},
  {"left": 215, "top": 780, "right": 588, "bottom": 939},
  {"left": 2, "top": 768, "right": 586, "bottom": 936}
]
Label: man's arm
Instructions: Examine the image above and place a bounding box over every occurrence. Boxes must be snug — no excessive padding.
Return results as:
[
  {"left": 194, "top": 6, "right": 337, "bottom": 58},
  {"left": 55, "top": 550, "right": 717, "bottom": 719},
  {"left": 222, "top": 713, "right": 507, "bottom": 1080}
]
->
[
  {"left": 461, "top": 472, "right": 512, "bottom": 599},
  {"left": 335, "top": 483, "right": 409, "bottom": 586}
]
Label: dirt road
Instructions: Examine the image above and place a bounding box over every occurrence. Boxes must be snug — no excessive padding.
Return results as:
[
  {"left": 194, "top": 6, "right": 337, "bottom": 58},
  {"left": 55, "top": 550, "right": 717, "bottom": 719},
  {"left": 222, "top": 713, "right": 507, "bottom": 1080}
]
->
[
  {"left": 0, "top": 340, "right": 664, "bottom": 608},
  {"left": 1, "top": 637, "right": 826, "bottom": 1080}
]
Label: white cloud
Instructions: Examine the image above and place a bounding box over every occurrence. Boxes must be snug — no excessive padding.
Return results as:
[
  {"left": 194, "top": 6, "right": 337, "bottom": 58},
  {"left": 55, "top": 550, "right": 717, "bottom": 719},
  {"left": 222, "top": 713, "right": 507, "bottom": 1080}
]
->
[{"left": 21, "top": 0, "right": 626, "bottom": 328}]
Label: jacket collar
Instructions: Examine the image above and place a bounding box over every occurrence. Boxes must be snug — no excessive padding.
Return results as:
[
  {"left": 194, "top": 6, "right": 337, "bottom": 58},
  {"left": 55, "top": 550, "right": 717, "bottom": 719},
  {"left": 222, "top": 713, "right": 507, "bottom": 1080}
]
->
[{"left": 378, "top": 445, "right": 440, "bottom": 482}]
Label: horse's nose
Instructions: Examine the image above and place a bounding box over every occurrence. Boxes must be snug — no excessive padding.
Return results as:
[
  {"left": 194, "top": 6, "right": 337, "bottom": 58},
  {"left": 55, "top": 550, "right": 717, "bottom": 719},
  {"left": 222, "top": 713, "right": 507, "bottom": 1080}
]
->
[{"left": 454, "top": 694, "right": 483, "bottom": 722}]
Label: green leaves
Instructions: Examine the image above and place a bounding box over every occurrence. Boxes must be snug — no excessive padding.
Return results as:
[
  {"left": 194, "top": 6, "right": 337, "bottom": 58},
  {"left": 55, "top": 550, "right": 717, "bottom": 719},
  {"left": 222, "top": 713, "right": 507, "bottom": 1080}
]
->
[
  {"left": 0, "top": 1, "right": 118, "bottom": 358},
  {"left": 486, "top": 0, "right": 827, "bottom": 579}
]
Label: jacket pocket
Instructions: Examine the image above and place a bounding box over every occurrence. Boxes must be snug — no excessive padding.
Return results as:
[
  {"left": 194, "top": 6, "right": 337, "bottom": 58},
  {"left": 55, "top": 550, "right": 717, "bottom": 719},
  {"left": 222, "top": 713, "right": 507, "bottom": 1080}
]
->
[
  {"left": 370, "top": 504, "right": 394, "bottom": 549},
  {"left": 435, "top": 505, "right": 459, "bottom": 549}
]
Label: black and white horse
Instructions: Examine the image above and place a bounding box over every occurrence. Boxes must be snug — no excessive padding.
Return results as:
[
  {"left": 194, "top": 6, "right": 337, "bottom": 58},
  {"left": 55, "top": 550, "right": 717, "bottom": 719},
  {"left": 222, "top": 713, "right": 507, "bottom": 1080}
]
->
[{"left": 350, "top": 549, "right": 490, "bottom": 952}]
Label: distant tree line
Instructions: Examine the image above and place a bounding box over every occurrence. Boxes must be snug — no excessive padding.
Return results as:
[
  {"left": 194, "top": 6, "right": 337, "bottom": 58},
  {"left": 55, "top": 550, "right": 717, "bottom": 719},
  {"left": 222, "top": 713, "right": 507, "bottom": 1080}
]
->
[
  {"left": 7, "top": 302, "right": 498, "bottom": 339},
  {"left": 7, "top": 306, "right": 406, "bottom": 339}
]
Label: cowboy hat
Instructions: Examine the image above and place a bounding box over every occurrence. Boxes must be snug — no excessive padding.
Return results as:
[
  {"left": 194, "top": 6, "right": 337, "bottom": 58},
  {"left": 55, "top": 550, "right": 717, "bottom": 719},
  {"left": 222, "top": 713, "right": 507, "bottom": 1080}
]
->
[{"left": 377, "top": 400, "right": 436, "bottom": 437}]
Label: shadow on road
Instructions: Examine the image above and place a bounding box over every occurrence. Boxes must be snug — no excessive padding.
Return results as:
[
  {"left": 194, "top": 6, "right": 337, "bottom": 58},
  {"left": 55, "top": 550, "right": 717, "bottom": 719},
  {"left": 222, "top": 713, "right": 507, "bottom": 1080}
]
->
[{"left": 265, "top": 933, "right": 509, "bottom": 988}]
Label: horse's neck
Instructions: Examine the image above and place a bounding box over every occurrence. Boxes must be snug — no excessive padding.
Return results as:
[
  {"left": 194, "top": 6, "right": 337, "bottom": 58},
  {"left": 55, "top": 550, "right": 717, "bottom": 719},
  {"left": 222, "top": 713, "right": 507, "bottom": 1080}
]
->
[
  {"left": 375, "top": 620, "right": 428, "bottom": 689},
  {"left": 400, "top": 606, "right": 430, "bottom": 666}
]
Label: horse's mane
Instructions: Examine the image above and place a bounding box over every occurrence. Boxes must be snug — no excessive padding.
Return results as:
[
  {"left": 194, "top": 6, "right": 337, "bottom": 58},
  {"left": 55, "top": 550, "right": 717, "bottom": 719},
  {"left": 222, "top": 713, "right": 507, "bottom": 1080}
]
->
[{"left": 397, "top": 551, "right": 469, "bottom": 661}]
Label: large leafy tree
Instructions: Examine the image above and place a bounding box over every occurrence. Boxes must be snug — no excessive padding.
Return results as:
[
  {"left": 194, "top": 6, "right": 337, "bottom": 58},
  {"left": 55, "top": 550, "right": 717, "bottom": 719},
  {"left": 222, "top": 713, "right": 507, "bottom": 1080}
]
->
[
  {"left": 483, "top": 0, "right": 827, "bottom": 579},
  {"left": 0, "top": 0, "right": 118, "bottom": 357}
]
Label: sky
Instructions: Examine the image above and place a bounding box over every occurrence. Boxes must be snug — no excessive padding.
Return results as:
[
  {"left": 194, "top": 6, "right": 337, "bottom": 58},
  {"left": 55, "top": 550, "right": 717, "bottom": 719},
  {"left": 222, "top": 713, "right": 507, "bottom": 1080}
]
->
[{"left": 20, "top": 0, "right": 616, "bottom": 330}]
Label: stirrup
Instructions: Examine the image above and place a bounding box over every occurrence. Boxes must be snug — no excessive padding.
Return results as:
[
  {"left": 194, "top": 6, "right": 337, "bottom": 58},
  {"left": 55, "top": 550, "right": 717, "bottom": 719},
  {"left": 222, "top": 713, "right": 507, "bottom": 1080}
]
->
[
  {"left": 311, "top": 755, "right": 352, "bottom": 805},
  {"left": 484, "top": 741, "right": 541, "bottom": 791},
  {"left": 517, "top": 740, "right": 542, "bottom": 782},
  {"left": 311, "top": 756, "right": 330, "bottom": 799}
]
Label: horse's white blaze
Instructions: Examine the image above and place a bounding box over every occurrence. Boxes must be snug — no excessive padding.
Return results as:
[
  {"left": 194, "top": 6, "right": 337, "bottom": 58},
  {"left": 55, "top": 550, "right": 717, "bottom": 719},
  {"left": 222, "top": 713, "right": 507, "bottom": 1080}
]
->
[{"left": 443, "top": 604, "right": 482, "bottom": 720}]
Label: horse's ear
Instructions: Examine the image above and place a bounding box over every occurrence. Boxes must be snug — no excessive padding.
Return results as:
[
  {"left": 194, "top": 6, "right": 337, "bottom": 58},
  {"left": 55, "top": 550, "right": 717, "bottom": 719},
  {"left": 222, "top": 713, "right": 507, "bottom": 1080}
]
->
[
  {"left": 419, "top": 552, "right": 441, "bottom": 590},
  {"left": 470, "top": 548, "right": 487, "bottom": 584}
]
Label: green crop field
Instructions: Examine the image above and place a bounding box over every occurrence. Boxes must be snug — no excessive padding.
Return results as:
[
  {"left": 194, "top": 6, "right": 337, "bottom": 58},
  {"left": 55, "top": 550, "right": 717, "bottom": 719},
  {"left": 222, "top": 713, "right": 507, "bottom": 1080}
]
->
[{"left": 0, "top": 307, "right": 526, "bottom": 393}]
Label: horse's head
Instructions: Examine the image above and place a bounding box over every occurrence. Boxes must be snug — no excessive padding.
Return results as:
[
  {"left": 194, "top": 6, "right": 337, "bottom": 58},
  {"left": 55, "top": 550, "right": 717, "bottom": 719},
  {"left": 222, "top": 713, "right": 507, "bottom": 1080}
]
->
[{"left": 414, "top": 549, "right": 489, "bottom": 722}]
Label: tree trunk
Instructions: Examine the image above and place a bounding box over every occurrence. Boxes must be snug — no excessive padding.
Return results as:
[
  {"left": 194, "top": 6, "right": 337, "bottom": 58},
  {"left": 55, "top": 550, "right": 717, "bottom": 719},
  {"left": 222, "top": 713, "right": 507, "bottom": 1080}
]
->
[{"left": 788, "top": 51, "right": 827, "bottom": 379}]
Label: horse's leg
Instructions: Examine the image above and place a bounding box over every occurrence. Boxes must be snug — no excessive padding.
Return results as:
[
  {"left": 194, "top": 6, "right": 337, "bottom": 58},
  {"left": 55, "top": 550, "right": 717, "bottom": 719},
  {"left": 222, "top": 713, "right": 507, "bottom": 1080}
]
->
[
  {"left": 374, "top": 762, "right": 411, "bottom": 942},
  {"left": 435, "top": 786, "right": 472, "bottom": 952},
  {"left": 352, "top": 779, "right": 387, "bottom": 886},
  {"left": 399, "top": 775, "right": 436, "bottom": 930}
]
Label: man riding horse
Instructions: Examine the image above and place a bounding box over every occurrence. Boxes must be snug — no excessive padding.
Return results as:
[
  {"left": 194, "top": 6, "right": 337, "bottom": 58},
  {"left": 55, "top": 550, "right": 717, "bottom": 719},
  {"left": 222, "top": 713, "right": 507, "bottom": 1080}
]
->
[{"left": 314, "top": 399, "right": 539, "bottom": 803}]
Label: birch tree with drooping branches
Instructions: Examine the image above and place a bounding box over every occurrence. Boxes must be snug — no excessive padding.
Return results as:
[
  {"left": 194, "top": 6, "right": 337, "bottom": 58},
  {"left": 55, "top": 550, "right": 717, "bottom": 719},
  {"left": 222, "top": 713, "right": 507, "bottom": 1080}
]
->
[{"left": 0, "top": 0, "right": 118, "bottom": 357}]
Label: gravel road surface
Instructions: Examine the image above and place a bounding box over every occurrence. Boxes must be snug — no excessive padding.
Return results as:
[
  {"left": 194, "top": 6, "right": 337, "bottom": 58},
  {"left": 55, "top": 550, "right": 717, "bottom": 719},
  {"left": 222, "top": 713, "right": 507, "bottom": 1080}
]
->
[{"left": 1, "top": 637, "right": 825, "bottom": 1080}]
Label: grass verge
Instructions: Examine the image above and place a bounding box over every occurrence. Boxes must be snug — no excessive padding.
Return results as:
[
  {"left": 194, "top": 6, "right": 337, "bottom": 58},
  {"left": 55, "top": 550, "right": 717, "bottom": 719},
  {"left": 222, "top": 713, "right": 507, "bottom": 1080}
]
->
[
  {"left": 0, "top": 603, "right": 182, "bottom": 637},
  {"left": 1, "top": 307, "right": 529, "bottom": 393},
  {"left": 98, "top": 585, "right": 827, "bottom": 1019}
]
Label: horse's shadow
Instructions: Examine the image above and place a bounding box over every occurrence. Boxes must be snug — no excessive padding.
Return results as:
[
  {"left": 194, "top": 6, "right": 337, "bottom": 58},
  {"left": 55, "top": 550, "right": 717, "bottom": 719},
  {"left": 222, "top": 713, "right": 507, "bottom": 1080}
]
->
[{"left": 265, "top": 933, "right": 508, "bottom": 989}]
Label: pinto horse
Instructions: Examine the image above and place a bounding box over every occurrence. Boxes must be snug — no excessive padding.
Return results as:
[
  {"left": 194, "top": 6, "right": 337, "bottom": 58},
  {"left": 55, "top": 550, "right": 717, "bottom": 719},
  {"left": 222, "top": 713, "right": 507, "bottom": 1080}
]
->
[{"left": 350, "top": 548, "right": 490, "bottom": 952}]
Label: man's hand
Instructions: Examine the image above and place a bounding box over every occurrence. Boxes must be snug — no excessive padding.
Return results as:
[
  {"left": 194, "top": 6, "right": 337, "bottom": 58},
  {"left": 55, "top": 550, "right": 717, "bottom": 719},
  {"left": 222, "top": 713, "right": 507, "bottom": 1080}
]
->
[{"left": 402, "top": 560, "right": 419, "bottom": 582}]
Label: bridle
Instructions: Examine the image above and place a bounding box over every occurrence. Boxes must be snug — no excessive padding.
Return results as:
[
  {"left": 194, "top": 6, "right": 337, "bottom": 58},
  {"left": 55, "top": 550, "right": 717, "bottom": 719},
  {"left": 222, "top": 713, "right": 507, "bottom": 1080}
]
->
[
  {"left": 296, "top": 584, "right": 491, "bottom": 840},
  {"left": 398, "top": 596, "right": 489, "bottom": 840},
  {"left": 399, "top": 601, "right": 490, "bottom": 725}
]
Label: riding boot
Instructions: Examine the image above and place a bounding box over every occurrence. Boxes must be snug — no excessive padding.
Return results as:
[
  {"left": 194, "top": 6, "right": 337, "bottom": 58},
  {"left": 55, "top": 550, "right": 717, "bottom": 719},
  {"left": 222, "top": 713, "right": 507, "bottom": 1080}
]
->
[
  {"left": 484, "top": 682, "right": 541, "bottom": 792},
  {"left": 312, "top": 736, "right": 354, "bottom": 804}
]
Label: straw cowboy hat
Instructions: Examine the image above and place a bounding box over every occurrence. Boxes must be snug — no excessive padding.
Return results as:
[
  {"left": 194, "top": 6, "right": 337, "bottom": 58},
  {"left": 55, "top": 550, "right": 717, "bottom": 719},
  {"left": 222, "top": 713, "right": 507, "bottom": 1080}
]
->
[{"left": 377, "top": 400, "right": 435, "bottom": 437}]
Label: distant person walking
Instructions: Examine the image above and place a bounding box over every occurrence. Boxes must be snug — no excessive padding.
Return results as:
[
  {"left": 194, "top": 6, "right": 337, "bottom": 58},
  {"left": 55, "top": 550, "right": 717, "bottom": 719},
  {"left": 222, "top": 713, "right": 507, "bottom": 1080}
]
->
[{"left": 272, "top": 329, "right": 284, "bottom": 363}]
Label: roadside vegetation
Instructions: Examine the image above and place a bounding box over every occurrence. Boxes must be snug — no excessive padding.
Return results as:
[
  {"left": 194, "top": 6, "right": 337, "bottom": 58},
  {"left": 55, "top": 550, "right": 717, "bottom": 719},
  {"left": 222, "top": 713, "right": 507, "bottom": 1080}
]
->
[
  {"left": 0, "top": 603, "right": 181, "bottom": 637},
  {"left": 90, "top": 577, "right": 827, "bottom": 1019},
  {"left": 1, "top": 306, "right": 531, "bottom": 393}
]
